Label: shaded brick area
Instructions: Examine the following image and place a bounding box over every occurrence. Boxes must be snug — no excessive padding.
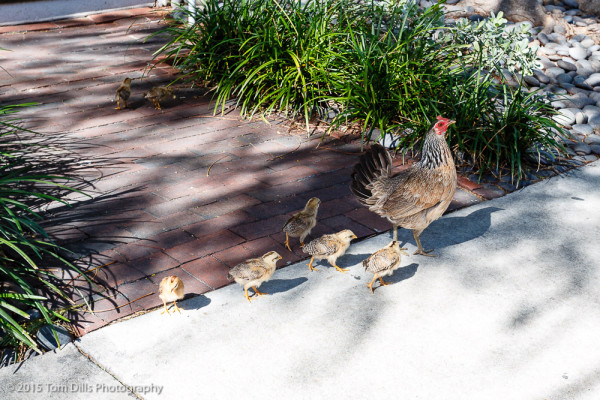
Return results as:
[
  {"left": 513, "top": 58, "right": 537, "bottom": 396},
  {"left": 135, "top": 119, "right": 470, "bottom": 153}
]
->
[{"left": 0, "top": 9, "right": 499, "bottom": 335}]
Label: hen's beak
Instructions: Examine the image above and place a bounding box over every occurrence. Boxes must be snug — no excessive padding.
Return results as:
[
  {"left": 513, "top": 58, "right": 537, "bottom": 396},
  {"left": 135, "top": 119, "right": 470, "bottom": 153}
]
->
[{"left": 449, "top": 120, "right": 456, "bottom": 125}]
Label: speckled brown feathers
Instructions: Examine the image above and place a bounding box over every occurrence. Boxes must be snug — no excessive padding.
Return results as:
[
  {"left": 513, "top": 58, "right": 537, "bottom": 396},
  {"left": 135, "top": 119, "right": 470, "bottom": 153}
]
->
[
  {"left": 115, "top": 77, "right": 131, "bottom": 110},
  {"left": 351, "top": 116, "right": 457, "bottom": 256},
  {"left": 228, "top": 251, "right": 282, "bottom": 302},
  {"left": 302, "top": 229, "right": 357, "bottom": 273},
  {"left": 363, "top": 241, "right": 409, "bottom": 293},
  {"left": 282, "top": 197, "right": 321, "bottom": 250},
  {"left": 159, "top": 275, "right": 184, "bottom": 315},
  {"left": 145, "top": 86, "right": 175, "bottom": 110}
]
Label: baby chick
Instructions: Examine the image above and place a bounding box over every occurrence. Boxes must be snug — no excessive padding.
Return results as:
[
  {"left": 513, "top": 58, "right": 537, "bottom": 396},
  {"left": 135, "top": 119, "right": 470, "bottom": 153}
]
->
[
  {"left": 145, "top": 86, "right": 175, "bottom": 110},
  {"left": 158, "top": 275, "right": 185, "bottom": 315},
  {"left": 363, "top": 241, "right": 409, "bottom": 294},
  {"left": 115, "top": 77, "right": 131, "bottom": 110},
  {"left": 302, "top": 229, "right": 357, "bottom": 273},
  {"left": 228, "top": 251, "right": 282, "bottom": 302},
  {"left": 282, "top": 197, "right": 321, "bottom": 251}
]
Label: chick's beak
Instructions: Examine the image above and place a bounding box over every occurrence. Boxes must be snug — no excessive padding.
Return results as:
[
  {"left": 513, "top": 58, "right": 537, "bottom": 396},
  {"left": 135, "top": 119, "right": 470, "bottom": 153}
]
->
[{"left": 352, "top": 235, "right": 358, "bottom": 239}]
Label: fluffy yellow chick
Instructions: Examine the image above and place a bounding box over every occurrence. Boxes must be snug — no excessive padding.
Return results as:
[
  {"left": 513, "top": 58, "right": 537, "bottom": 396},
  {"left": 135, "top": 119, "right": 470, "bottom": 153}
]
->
[
  {"left": 158, "top": 275, "right": 184, "bottom": 315},
  {"left": 302, "top": 229, "right": 357, "bottom": 273},
  {"left": 282, "top": 197, "right": 321, "bottom": 251},
  {"left": 115, "top": 77, "right": 131, "bottom": 110},
  {"left": 145, "top": 86, "right": 175, "bottom": 110},
  {"left": 228, "top": 251, "right": 282, "bottom": 302},
  {"left": 363, "top": 241, "right": 409, "bottom": 293}
]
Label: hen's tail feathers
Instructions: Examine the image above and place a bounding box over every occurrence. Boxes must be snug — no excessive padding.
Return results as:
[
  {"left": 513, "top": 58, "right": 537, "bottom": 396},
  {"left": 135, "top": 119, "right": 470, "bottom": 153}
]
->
[{"left": 350, "top": 144, "right": 392, "bottom": 205}]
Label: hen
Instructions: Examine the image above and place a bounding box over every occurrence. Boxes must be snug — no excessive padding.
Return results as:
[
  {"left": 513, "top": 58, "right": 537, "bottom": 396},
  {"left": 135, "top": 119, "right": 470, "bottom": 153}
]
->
[
  {"left": 228, "top": 251, "right": 282, "bottom": 302},
  {"left": 302, "top": 229, "right": 357, "bottom": 273},
  {"left": 282, "top": 197, "right": 321, "bottom": 251},
  {"left": 351, "top": 116, "right": 456, "bottom": 256},
  {"left": 363, "top": 240, "right": 409, "bottom": 293},
  {"left": 158, "top": 275, "right": 184, "bottom": 315}
]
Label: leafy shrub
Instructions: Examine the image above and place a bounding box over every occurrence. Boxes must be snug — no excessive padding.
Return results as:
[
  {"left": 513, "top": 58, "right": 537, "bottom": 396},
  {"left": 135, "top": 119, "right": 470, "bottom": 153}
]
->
[
  {"left": 154, "top": 0, "right": 567, "bottom": 180},
  {"left": 0, "top": 104, "right": 87, "bottom": 355},
  {"left": 448, "top": 12, "right": 538, "bottom": 75}
]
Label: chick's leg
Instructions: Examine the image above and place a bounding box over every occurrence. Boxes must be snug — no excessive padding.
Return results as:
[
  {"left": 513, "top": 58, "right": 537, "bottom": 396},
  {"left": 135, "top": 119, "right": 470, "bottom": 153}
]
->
[
  {"left": 413, "top": 230, "right": 435, "bottom": 257},
  {"left": 160, "top": 300, "right": 170, "bottom": 315},
  {"left": 378, "top": 277, "right": 390, "bottom": 286},
  {"left": 252, "top": 286, "right": 267, "bottom": 297},
  {"left": 244, "top": 288, "right": 252, "bottom": 303},
  {"left": 308, "top": 257, "right": 318, "bottom": 271},
  {"left": 284, "top": 232, "right": 292, "bottom": 252},
  {"left": 172, "top": 300, "right": 183, "bottom": 314},
  {"left": 366, "top": 276, "right": 377, "bottom": 294},
  {"left": 332, "top": 263, "right": 348, "bottom": 273}
]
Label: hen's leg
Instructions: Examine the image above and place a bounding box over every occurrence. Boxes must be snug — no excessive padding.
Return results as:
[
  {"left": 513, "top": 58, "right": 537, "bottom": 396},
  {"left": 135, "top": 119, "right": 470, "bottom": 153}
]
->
[
  {"left": 392, "top": 224, "right": 398, "bottom": 241},
  {"left": 413, "top": 230, "right": 435, "bottom": 257}
]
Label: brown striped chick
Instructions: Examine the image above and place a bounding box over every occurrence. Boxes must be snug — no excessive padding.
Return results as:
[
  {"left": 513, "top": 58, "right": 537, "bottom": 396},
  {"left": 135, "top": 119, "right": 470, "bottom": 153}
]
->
[
  {"left": 302, "top": 229, "right": 357, "bottom": 273},
  {"left": 158, "top": 275, "right": 185, "bottom": 315},
  {"left": 282, "top": 197, "right": 321, "bottom": 251},
  {"left": 145, "top": 86, "right": 175, "bottom": 110},
  {"left": 115, "top": 77, "right": 131, "bottom": 110},
  {"left": 228, "top": 251, "right": 282, "bottom": 302},
  {"left": 363, "top": 241, "right": 409, "bottom": 294}
]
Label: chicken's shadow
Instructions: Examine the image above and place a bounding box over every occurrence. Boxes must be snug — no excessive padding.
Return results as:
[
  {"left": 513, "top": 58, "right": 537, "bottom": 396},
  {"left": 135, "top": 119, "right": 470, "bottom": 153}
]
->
[
  {"left": 336, "top": 252, "right": 371, "bottom": 268},
  {"left": 181, "top": 294, "right": 211, "bottom": 310},
  {"left": 385, "top": 263, "right": 419, "bottom": 284},
  {"left": 396, "top": 206, "right": 504, "bottom": 252},
  {"left": 261, "top": 277, "right": 308, "bottom": 295},
  {"left": 368, "top": 263, "right": 419, "bottom": 293}
]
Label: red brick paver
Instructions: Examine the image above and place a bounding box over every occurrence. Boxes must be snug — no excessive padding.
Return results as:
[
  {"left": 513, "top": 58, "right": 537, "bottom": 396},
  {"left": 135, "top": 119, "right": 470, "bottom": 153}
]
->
[{"left": 0, "top": 9, "right": 498, "bottom": 336}]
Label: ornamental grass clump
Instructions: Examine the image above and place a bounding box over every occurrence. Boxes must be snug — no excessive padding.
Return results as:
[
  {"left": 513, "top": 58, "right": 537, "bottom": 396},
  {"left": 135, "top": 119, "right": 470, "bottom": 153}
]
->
[
  {"left": 154, "top": 0, "right": 568, "bottom": 180},
  {"left": 0, "top": 104, "right": 88, "bottom": 356}
]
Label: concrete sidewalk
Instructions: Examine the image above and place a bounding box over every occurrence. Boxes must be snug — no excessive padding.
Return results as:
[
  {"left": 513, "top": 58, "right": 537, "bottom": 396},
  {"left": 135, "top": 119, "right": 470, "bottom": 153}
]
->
[{"left": 2, "top": 161, "right": 600, "bottom": 399}]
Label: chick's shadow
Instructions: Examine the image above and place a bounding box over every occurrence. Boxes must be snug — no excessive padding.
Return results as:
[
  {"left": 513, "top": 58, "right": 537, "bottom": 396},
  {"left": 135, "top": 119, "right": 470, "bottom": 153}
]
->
[
  {"left": 386, "top": 263, "right": 419, "bottom": 284},
  {"left": 261, "top": 277, "right": 308, "bottom": 295},
  {"left": 181, "top": 293, "right": 211, "bottom": 310}
]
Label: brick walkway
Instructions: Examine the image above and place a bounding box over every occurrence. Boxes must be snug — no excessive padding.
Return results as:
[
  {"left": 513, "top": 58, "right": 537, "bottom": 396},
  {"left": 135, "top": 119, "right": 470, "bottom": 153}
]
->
[{"left": 1, "top": 8, "right": 498, "bottom": 335}]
